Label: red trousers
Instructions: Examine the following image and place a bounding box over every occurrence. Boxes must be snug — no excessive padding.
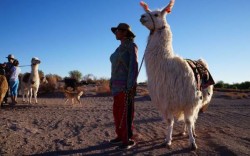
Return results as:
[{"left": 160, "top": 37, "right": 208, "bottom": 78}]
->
[{"left": 113, "top": 90, "right": 135, "bottom": 144}]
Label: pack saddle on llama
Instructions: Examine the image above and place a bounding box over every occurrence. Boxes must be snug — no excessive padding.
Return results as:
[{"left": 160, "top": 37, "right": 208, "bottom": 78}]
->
[{"left": 140, "top": 0, "right": 215, "bottom": 150}]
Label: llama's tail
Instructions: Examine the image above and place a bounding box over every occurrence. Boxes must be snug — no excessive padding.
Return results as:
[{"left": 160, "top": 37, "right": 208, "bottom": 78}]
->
[
  {"left": 197, "top": 58, "right": 214, "bottom": 112},
  {"left": 200, "top": 85, "right": 213, "bottom": 113}
]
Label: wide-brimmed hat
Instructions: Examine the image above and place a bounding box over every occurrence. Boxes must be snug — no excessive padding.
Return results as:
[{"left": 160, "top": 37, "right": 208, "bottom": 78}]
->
[
  {"left": 6, "top": 54, "right": 15, "bottom": 59},
  {"left": 111, "top": 23, "right": 135, "bottom": 38}
]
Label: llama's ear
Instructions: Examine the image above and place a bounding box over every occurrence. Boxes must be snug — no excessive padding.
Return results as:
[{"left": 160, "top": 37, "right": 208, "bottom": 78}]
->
[
  {"left": 162, "top": 0, "right": 175, "bottom": 14},
  {"left": 140, "top": 1, "right": 151, "bottom": 12}
]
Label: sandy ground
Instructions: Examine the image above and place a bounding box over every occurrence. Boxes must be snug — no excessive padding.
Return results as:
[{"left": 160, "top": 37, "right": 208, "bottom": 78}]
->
[{"left": 0, "top": 90, "right": 249, "bottom": 156}]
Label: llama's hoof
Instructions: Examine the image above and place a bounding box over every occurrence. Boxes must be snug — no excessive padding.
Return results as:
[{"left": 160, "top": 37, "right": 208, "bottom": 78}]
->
[
  {"left": 190, "top": 143, "right": 197, "bottom": 151},
  {"left": 164, "top": 140, "right": 172, "bottom": 149},
  {"left": 162, "top": 142, "right": 172, "bottom": 149},
  {"left": 166, "top": 144, "right": 172, "bottom": 149},
  {"left": 166, "top": 144, "right": 171, "bottom": 149}
]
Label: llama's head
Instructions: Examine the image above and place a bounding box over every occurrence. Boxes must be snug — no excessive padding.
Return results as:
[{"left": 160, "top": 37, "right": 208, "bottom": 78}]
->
[
  {"left": 140, "top": 0, "right": 175, "bottom": 32},
  {"left": 31, "top": 57, "right": 41, "bottom": 65}
]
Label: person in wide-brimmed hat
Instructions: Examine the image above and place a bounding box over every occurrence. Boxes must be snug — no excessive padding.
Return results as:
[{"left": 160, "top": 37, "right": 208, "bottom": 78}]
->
[
  {"left": 3, "top": 54, "right": 15, "bottom": 104},
  {"left": 109, "top": 23, "right": 138, "bottom": 150},
  {"left": 6, "top": 54, "right": 15, "bottom": 60},
  {"left": 111, "top": 23, "right": 136, "bottom": 39}
]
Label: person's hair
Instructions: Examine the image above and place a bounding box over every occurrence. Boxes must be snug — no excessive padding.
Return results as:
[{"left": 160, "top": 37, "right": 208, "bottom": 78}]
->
[{"left": 13, "top": 59, "right": 19, "bottom": 66}]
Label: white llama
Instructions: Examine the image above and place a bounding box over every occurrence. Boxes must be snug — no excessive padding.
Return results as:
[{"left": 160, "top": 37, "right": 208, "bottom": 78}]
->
[
  {"left": 140, "top": 0, "right": 214, "bottom": 150},
  {"left": 21, "top": 57, "right": 41, "bottom": 104}
]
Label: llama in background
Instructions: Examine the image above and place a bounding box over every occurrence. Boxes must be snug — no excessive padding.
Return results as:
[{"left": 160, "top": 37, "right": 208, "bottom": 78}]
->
[
  {"left": 20, "top": 57, "right": 41, "bottom": 104},
  {"left": 140, "top": 0, "right": 214, "bottom": 150}
]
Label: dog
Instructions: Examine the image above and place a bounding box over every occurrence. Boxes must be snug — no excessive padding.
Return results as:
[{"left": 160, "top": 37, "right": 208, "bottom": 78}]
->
[{"left": 64, "top": 90, "right": 84, "bottom": 104}]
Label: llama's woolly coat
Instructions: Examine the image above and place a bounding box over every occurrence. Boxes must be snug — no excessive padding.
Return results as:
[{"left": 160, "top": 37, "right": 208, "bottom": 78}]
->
[
  {"left": 145, "top": 27, "right": 202, "bottom": 121},
  {"left": 0, "top": 75, "right": 8, "bottom": 104}
]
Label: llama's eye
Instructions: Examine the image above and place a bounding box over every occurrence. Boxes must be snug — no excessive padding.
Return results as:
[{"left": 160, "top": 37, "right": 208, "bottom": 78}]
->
[{"left": 154, "top": 14, "right": 159, "bottom": 17}]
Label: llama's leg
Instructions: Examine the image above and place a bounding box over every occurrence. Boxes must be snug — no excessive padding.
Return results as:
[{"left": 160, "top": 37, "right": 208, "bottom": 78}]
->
[
  {"left": 29, "top": 88, "right": 33, "bottom": 104},
  {"left": 34, "top": 89, "right": 38, "bottom": 104},
  {"left": 22, "top": 88, "right": 25, "bottom": 102},
  {"left": 182, "top": 123, "right": 187, "bottom": 136},
  {"left": 22, "top": 91, "right": 26, "bottom": 102},
  {"left": 193, "top": 124, "right": 197, "bottom": 138},
  {"left": 26, "top": 90, "right": 30, "bottom": 103},
  {"left": 185, "top": 116, "right": 197, "bottom": 150},
  {"left": 165, "top": 114, "right": 174, "bottom": 147},
  {"left": 182, "top": 122, "right": 196, "bottom": 137},
  {"left": 77, "top": 97, "right": 81, "bottom": 104},
  {"left": 22, "top": 88, "right": 28, "bottom": 102}
]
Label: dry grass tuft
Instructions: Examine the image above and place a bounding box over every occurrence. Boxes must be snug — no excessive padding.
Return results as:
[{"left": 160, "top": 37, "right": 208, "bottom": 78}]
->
[
  {"left": 136, "top": 86, "right": 149, "bottom": 96},
  {"left": 95, "top": 80, "right": 110, "bottom": 96},
  {"left": 224, "top": 92, "right": 249, "bottom": 99},
  {"left": 39, "top": 75, "right": 58, "bottom": 93}
]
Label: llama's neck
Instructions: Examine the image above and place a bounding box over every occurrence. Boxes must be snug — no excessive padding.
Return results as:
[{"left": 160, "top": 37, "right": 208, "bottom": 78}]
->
[
  {"left": 31, "top": 65, "right": 39, "bottom": 78},
  {"left": 144, "top": 25, "right": 175, "bottom": 83},
  {"left": 146, "top": 25, "right": 174, "bottom": 58}
]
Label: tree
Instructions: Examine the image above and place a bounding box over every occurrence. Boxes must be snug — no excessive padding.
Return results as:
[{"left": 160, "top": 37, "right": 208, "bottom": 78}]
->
[
  {"left": 69, "top": 70, "right": 82, "bottom": 82},
  {"left": 238, "top": 81, "right": 250, "bottom": 89},
  {"left": 83, "top": 74, "right": 96, "bottom": 83},
  {"left": 214, "top": 81, "right": 224, "bottom": 88}
]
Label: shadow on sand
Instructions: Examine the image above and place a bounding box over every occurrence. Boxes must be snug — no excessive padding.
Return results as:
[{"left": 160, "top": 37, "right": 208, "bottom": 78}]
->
[{"left": 31, "top": 138, "right": 196, "bottom": 156}]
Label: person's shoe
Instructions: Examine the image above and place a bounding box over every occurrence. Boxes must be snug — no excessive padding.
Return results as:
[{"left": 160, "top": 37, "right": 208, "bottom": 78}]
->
[
  {"left": 109, "top": 138, "right": 122, "bottom": 145},
  {"left": 117, "top": 140, "right": 136, "bottom": 150}
]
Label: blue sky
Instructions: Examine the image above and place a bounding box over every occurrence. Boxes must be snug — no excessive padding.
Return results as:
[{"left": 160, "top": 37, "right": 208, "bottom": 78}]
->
[{"left": 0, "top": 0, "right": 250, "bottom": 84}]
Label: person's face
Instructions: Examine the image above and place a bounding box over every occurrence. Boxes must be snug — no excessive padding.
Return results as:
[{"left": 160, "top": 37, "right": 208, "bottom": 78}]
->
[
  {"left": 8, "top": 58, "right": 14, "bottom": 63},
  {"left": 115, "top": 29, "right": 128, "bottom": 40}
]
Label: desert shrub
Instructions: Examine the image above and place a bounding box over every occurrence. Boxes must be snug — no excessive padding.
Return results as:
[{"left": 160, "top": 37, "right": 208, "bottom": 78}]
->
[
  {"left": 53, "top": 74, "right": 63, "bottom": 81},
  {"left": 224, "top": 92, "right": 249, "bottom": 99},
  {"left": 136, "top": 86, "right": 149, "bottom": 96},
  {"left": 237, "top": 81, "right": 250, "bottom": 90},
  {"left": 39, "top": 70, "right": 44, "bottom": 78},
  {"left": 39, "top": 74, "right": 58, "bottom": 93},
  {"left": 83, "top": 74, "right": 96, "bottom": 84},
  {"left": 95, "top": 78, "right": 110, "bottom": 96},
  {"left": 138, "top": 82, "right": 147, "bottom": 86},
  {"left": 215, "top": 81, "right": 250, "bottom": 90},
  {"left": 95, "top": 77, "right": 109, "bottom": 85}
]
